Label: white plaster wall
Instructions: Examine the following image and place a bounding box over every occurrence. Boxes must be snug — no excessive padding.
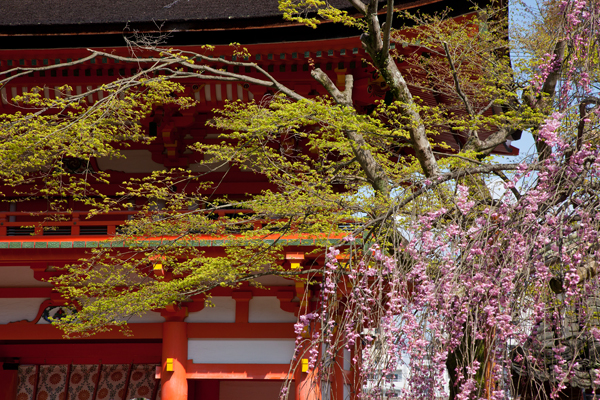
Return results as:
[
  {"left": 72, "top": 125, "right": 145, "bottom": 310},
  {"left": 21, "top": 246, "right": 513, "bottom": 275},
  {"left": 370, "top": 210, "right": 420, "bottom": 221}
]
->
[
  {"left": 248, "top": 296, "right": 297, "bottom": 323},
  {"left": 186, "top": 297, "right": 236, "bottom": 323},
  {"left": 0, "top": 266, "right": 53, "bottom": 287},
  {"left": 0, "top": 298, "right": 47, "bottom": 324},
  {"left": 126, "top": 311, "right": 165, "bottom": 324},
  {"left": 188, "top": 339, "right": 295, "bottom": 364},
  {"left": 99, "top": 311, "right": 165, "bottom": 326},
  {"left": 220, "top": 381, "right": 293, "bottom": 400},
  {"left": 343, "top": 348, "right": 351, "bottom": 371}
]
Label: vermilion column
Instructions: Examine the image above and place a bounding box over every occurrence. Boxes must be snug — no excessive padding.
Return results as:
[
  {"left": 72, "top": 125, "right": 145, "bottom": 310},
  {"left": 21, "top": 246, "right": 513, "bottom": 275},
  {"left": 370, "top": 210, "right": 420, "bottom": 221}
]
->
[
  {"left": 162, "top": 321, "right": 188, "bottom": 400},
  {"left": 296, "top": 368, "right": 321, "bottom": 400},
  {"left": 295, "top": 342, "right": 321, "bottom": 400}
]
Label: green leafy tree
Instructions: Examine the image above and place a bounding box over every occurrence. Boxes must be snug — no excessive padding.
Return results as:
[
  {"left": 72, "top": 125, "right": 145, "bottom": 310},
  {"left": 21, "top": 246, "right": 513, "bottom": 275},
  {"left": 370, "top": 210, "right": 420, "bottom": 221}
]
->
[{"left": 1, "top": 0, "right": 599, "bottom": 398}]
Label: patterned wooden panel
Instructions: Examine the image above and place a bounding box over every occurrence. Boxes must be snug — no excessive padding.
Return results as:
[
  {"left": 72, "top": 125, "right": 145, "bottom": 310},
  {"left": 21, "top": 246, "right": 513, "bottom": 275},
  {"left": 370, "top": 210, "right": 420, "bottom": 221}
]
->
[
  {"left": 36, "top": 365, "right": 68, "bottom": 400},
  {"left": 95, "top": 364, "right": 130, "bottom": 400},
  {"left": 16, "top": 363, "right": 162, "bottom": 400},
  {"left": 67, "top": 365, "right": 99, "bottom": 400},
  {"left": 16, "top": 365, "right": 37, "bottom": 400},
  {"left": 126, "top": 364, "right": 158, "bottom": 400}
]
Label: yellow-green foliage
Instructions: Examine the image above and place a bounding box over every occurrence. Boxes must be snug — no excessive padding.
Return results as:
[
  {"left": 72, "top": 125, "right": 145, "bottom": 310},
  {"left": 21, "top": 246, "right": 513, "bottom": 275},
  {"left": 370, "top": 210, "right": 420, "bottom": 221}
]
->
[
  {"left": 0, "top": 1, "right": 570, "bottom": 337},
  {"left": 0, "top": 78, "right": 193, "bottom": 197},
  {"left": 279, "top": 0, "right": 365, "bottom": 29}
]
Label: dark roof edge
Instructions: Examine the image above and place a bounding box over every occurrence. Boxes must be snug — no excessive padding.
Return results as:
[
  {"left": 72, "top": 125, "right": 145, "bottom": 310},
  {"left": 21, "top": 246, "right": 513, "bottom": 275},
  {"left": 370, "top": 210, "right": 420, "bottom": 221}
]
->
[
  {"left": 0, "top": 0, "right": 490, "bottom": 50},
  {"left": 0, "top": 14, "right": 291, "bottom": 38}
]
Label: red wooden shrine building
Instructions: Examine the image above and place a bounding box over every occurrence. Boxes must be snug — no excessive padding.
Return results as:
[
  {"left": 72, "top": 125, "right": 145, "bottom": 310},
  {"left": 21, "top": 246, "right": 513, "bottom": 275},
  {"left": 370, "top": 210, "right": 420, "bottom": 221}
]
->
[{"left": 0, "top": 1, "right": 517, "bottom": 400}]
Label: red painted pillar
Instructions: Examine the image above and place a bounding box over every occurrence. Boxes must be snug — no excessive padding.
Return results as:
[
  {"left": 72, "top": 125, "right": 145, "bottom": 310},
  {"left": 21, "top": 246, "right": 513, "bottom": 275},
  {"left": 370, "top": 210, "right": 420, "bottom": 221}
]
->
[
  {"left": 295, "top": 344, "right": 321, "bottom": 400},
  {"left": 162, "top": 321, "right": 188, "bottom": 400},
  {"left": 296, "top": 368, "right": 321, "bottom": 400}
]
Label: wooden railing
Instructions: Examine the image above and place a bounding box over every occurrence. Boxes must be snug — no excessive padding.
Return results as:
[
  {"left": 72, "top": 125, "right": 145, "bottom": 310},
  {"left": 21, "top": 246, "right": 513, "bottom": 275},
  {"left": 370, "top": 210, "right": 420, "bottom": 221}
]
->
[{"left": 0, "top": 209, "right": 255, "bottom": 237}]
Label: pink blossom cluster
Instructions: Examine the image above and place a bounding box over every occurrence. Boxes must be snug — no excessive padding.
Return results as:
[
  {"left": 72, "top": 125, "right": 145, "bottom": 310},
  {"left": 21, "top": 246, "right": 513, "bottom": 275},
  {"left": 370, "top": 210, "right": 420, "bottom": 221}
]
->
[{"left": 284, "top": 2, "right": 600, "bottom": 398}]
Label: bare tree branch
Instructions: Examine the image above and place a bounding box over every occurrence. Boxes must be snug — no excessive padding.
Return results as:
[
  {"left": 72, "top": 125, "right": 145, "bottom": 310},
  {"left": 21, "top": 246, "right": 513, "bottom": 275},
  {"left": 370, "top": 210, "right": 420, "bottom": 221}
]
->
[
  {"left": 577, "top": 97, "right": 600, "bottom": 150},
  {"left": 310, "top": 68, "right": 352, "bottom": 107},
  {"left": 531, "top": 40, "right": 566, "bottom": 161},
  {"left": 381, "top": 0, "right": 394, "bottom": 56},
  {"left": 443, "top": 42, "right": 475, "bottom": 117},
  {"left": 387, "top": 163, "right": 520, "bottom": 219},
  {"left": 358, "top": 1, "right": 440, "bottom": 178},
  {"left": 540, "top": 40, "right": 566, "bottom": 100},
  {"left": 311, "top": 68, "right": 390, "bottom": 194},
  {"left": 347, "top": 0, "right": 367, "bottom": 15}
]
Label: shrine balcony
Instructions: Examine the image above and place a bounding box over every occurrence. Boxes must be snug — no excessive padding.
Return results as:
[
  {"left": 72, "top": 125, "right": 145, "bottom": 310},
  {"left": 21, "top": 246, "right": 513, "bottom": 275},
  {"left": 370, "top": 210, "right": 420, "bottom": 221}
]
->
[
  {"left": 0, "top": 209, "right": 253, "bottom": 238},
  {"left": 0, "top": 210, "right": 359, "bottom": 239}
]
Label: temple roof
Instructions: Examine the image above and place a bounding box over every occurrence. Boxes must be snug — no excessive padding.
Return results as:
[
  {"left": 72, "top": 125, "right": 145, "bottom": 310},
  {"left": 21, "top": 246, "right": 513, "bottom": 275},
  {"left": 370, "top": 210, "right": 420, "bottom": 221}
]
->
[
  {"left": 0, "top": 0, "right": 318, "bottom": 27},
  {"left": 0, "top": 0, "right": 446, "bottom": 35},
  {"left": 0, "top": 0, "right": 355, "bottom": 31},
  {"left": 0, "top": 0, "right": 487, "bottom": 50}
]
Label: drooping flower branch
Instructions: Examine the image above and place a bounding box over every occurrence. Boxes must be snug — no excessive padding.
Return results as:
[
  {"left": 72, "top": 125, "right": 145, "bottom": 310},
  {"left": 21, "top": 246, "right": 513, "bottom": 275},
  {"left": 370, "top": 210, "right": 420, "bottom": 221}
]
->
[{"left": 285, "top": 1, "right": 600, "bottom": 398}]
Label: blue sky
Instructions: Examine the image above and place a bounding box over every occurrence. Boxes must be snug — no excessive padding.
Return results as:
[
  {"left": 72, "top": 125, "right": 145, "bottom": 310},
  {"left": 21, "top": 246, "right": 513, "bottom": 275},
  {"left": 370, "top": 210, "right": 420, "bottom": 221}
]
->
[{"left": 505, "top": 0, "right": 539, "bottom": 161}]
